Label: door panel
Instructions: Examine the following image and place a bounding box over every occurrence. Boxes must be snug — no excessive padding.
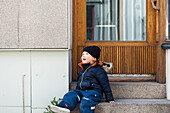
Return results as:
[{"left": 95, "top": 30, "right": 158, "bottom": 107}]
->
[
  {"left": 78, "top": 46, "right": 156, "bottom": 74},
  {"left": 0, "top": 51, "right": 30, "bottom": 106},
  {"left": 31, "top": 51, "right": 69, "bottom": 107},
  {"left": 32, "top": 108, "right": 46, "bottom": 113},
  {"left": 0, "top": 107, "right": 31, "bottom": 113}
]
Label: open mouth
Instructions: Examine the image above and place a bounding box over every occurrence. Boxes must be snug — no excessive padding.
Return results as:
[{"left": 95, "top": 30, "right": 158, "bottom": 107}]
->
[{"left": 83, "top": 58, "right": 86, "bottom": 61}]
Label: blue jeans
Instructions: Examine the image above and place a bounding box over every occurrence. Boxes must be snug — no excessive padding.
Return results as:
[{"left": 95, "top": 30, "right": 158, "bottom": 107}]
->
[{"left": 59, "top": 89, "right": 103, "bottom": 113}]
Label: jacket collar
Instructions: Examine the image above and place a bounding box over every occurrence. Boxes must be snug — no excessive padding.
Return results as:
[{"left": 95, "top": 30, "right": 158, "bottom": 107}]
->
[{"left": 78, "top": 61, "right": 103, "bottom": 72}]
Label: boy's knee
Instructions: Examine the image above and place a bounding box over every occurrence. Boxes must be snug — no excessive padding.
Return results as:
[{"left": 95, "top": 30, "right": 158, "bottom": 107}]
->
[
  {"left": 62, "top": 90, "right": 82, "bottom": 110},
  {"left": 80, "top": 100, "right": 88, "bottom": 109},
  {"left": 80, "top": 98, "right": 95, "bottom": 113},
  {"left": 80, "top": 100, "right": 89, "bottom": 112},
  {"left": 64, "top": 90, "right": 79, "bottom": 98}
]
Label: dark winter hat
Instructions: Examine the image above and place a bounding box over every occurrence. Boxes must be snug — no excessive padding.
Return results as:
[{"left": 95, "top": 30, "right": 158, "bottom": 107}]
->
[{"left": 83, "top": 46, "right": 100, "bottom": 59}]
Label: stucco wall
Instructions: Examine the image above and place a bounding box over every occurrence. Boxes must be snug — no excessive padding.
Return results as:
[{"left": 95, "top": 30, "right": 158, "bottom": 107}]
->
[
  {"left": 0, "top": 0, "right": 69, "bottom": 49},
  {"left": 0, "top": 0, "right": 19, "bottom": 48}
]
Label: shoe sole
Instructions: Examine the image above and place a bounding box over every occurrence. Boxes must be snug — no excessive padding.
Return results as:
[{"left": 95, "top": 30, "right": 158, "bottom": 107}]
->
[{"left": 50, "top": 105, "right": 70, "bottom": 113}]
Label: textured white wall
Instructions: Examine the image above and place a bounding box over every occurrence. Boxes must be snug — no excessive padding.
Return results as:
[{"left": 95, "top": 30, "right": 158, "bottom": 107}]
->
[
  {"left": 0, "top": 0, "right": 70, "bottom": 49},
  {"left": 0, "top": 0, "right": 19, "bottom": 48}
]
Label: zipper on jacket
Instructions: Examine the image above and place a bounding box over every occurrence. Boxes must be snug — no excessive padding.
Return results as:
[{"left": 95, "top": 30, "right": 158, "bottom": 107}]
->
[{"left": 80, "top": 66, "right": 91, "bottom": 89}]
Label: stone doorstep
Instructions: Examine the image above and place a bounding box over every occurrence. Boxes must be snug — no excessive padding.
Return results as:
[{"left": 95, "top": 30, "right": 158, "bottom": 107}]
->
[
  {"left": 70, "top": 82, "right": 166, "bottom": 99},
  {"left": 71, "top": 99, "right": 170, "bottom": 113}
]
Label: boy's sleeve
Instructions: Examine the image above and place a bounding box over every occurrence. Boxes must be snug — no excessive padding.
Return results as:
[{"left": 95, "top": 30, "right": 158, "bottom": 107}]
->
[
  {"left": 76, "top": 67, "right": 83, "bottom": 89},
  {"left": 77, "top": 67, "right": 83, "bottom": 80},
  {"left": 95, "top": 69, "right": 114, "bottom": 101}
]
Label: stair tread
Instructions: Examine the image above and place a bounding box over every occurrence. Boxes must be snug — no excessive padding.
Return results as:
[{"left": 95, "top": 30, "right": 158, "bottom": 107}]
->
[
  {"left": 71, "top": 99, "right": 170, "bottom": 113},
  {"left": 109, "top": 82, "right": 165, "bottom": 85},
  {"left": 70, "top": 82, "right": 166, "bottom": 99},
  {"left": 100, "top": 99, "right": 170, "bottom": 104},
  {"left": 71, "top": 81, "right": 165, "bottom": 84}
]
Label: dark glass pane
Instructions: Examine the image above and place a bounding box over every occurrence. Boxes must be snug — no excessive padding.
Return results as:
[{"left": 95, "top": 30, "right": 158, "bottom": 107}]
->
[
  {"left": 86, "top": 6, "right": 93, "bottom": 27},
  {"left": 87, "top": 29, "right": 93, "bottom": 40}
]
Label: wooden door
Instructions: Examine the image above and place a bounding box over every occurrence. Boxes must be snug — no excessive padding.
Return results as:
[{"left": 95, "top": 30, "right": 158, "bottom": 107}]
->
[{"left": 72, "top": 0, "right": 160, "bottom": 82}]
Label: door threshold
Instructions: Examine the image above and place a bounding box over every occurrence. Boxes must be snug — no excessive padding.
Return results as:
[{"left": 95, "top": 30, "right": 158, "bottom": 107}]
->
[{"left": 108, "top": 74, "right": 155, "bottom": 82}]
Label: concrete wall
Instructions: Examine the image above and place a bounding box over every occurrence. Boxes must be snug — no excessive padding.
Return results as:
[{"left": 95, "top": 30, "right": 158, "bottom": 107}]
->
[
  {"left": 0, "top": 0, "right": 19, "bottom": 48},
  {"left": 0, "top": 0, "right": 70, "bottom": 49}
]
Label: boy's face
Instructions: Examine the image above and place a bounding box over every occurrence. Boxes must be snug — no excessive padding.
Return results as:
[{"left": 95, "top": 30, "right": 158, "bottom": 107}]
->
[{"left": 81, "top": 51, "right": 96, "bottom": 64}]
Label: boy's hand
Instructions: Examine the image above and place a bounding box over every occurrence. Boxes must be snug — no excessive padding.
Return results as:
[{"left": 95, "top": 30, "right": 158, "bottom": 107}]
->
[{"left": 109, "top": 101, "right": 115, "bottom": 103}]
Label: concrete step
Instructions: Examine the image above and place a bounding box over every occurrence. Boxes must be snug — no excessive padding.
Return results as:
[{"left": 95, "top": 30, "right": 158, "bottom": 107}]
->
[
  {"left": 71, "top": 99, "right": 170, "bottom": 113},
  {"left": 70, "top": 82, "right": 166, "bottom": 99}
]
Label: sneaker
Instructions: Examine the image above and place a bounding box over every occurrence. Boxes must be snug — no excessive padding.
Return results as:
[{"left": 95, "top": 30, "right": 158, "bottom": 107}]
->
[{"left": 50, "top": 105, "right": 70, "bottom": 113}]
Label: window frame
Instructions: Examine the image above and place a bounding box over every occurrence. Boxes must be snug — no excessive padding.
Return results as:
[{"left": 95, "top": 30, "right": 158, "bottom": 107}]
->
[
  {"left": 86, "top": 0, "right": 147, "bottom": 42},
  {"left": 74, "top": 0, "right": 157, "bottom": 47}
]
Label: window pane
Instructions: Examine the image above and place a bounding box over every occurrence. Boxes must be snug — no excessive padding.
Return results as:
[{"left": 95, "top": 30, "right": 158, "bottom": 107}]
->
[
  {"left": 86, "top": 0, "right": 146, "bottom": 41},
  {"left": 87, "top": 6, "right": 93, "bottom": 28},
  {"left": 87, "top": 29, "right": 93, "bottom": 40}
]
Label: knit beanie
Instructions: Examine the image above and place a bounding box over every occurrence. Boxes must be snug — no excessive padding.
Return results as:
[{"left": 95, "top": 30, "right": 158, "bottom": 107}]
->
[{"left": 83, "top": 46, "right": 100, "bottom": 59}]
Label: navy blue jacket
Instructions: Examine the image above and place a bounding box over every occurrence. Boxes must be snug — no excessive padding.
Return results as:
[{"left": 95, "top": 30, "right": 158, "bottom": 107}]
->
[{"left": 76, "top": 61, "right": 114, "bottom": 101}]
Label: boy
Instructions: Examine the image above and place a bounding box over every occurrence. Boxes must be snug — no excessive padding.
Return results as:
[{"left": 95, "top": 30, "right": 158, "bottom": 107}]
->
[{"left": 51, "top": 46, "right": 114, "bottom": 113}]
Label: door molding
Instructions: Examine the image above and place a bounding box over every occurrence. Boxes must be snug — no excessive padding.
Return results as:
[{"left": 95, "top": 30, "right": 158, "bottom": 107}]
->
[{"left": 156, "top": 0, "right": 166, "bottom": 83}]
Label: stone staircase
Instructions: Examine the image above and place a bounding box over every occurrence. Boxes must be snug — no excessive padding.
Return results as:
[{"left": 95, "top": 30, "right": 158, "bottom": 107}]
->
[{"left": 70, "top": 82, "right": 170, "bottom": 113}]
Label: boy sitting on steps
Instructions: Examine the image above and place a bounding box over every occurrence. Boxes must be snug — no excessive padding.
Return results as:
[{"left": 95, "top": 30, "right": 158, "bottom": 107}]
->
[{"left": 51, "top": 46, "right": 115, "bottom": 113}]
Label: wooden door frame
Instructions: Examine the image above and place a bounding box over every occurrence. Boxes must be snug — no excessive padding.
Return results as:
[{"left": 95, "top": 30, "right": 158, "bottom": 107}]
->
[
  {"left": 72, "top": 0, "right": 166, "bottom": 83},
  {"left": 156, "top": 0, "right": 166, "bottom": 83}
]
